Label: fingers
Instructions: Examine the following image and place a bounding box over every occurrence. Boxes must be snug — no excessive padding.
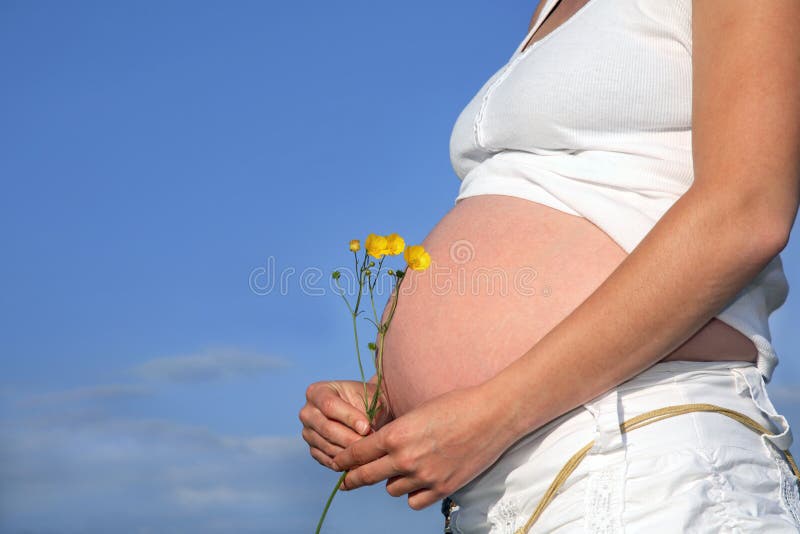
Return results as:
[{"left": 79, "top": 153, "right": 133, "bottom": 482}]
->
[
  {"left": 302, "top": 426, "right": 344, "bottom": 459},
  {"left": 307, "top": 382, "right": 371, "bottom": 435},
  {"left": 300, "top": 404, "right": 363, "bottom": 450},
  {"left": 384, "top": 474, "right": 425, "bottom": 498},
  {"left": 331, "top": 430, "right": 387, "bottom": 472},
  {"left": 385, "top": 477, "right": 443, "bottom": 510},
  {"left": 340, "top": 456, "right": 402, "bottom": 491},
  {"left": 407, "top": 487, "right": 442, "bottom": 511},
  {"left": 309, "top": 446, "right": 340, "bottom": 471}
]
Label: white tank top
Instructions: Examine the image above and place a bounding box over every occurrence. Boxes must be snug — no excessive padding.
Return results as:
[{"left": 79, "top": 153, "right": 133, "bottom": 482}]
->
[{"left": 448, "top": 0, "right": 789, "bottom": 382}]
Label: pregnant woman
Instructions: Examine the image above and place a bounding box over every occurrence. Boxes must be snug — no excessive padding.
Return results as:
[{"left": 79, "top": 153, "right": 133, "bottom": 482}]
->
[{"left": 300, "top": 0, "right": 800, "bottom": 531}]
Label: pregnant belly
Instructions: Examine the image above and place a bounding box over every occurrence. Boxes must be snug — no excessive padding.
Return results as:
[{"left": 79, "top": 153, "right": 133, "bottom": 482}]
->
[{"left": 379, "top": 194, "right": 758, "bottom": 418}]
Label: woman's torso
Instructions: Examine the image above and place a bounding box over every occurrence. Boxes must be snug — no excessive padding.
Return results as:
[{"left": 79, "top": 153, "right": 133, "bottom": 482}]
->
[
  {"left": 380, "top": 0, "right": 760, "bottom": 418},
  {"left": 380, "top": 195, "right": 758, "bottom": 418}
]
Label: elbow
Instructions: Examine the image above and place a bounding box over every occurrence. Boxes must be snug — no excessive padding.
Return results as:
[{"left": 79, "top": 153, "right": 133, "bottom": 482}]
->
[
  {"left": 751, "top": 191, "right": 797, "bottom": 257},
  {"left": 759, "top": 216, "right": 792, "bottom": 257},
  {"left": 692, "top": 186, "right": 795, "bottom": 262},
  {"left": 740, "top": 205, "right": 794, "bottom": 261}
]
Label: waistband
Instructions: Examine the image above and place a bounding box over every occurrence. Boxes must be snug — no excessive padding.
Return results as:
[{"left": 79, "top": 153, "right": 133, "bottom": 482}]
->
[
  {"left": 499, "top": 360, "right": 760, "bottom": 457},
  {"left": 616, "top": 359, "right": 755, "bottom": 386}
]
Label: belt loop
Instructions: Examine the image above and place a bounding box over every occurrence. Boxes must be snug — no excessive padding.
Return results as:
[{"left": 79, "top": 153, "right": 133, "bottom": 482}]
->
[
  {"left": 731, "top": 366, "right": 794, "bottom": 452},
  {"left": 585, "top": 388, "right": 626, "bottom": 453},
  {"left": 582, "top": 388, "right": 627, "bottom": 533}
]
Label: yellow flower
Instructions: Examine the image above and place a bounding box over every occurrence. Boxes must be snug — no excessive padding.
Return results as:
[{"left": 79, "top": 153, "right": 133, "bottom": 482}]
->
[
  {"left": 349, "top": 239, "right": 360, "bottom": 252},
  {"left": 365, "top": 233, "right": 389, "bottom": 259},
  {"left": 404, "top": 245, "right": 431, "bottom": 271},
  {"left": 385, "top": 233, "right": 405, "bottom": 255}
]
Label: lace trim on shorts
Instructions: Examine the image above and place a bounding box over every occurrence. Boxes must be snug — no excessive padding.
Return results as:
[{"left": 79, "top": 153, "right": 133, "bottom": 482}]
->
[{"left": 582, "top": 388, "right": 627, "bottom": 533}]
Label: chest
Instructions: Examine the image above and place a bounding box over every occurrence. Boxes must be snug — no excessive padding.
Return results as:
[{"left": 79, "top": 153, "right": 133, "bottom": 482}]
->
[{"left": 449, "top": 0, "right": 692, "bottom": 163}]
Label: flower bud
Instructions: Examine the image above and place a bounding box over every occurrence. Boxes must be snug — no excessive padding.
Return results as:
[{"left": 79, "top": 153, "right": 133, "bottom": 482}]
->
[
  {"left": 331, "top": 271, "right": 341, "bottom": 280},
  {"left": 349, "top": 239, "right": 360, "bottom": 252}
]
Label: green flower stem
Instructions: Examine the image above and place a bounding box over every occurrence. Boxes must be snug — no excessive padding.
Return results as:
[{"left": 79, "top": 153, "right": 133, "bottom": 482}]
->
[
  {"left": 353, "top": 256, "right": 367, "bottom": 314},
  {"left": 351, "top": 312, "right": 368, "bottom": 412},
  {"left": 369, "top": 273, "right": 405, "bottom": 416},
  {"left": 315, "top": 470, "right": 348, "bottom": 534},
  {"left": 368, "top": 256, "right": 385, "bottom": 324},
  {"left": 332, "top": 277, "right": 354, "bottom": 316},
  {"left": 333, "top": 276, "right": 368, "bottom": 407},
  {"left": 353, "top": 260, "right": 370, "bottom": 410}
]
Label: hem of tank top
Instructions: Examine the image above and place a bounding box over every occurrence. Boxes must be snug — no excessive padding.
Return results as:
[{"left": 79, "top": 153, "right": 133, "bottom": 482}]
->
[
  {"left": 454, "top": 187, "right": 582, "bottom": 218},
  {"left": 453, "top": 187, "right": 639, "bottom": 254}
]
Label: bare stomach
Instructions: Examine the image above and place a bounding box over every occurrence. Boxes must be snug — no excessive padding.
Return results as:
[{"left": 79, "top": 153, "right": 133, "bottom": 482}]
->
[{"left": 380, "top": 194, "right": 757, "bottom": 418}]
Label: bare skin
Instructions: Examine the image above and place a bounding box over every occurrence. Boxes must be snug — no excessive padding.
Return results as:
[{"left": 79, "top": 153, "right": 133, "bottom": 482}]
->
[
  {"left": 378, "top": 194, "right": 759, "bottom": 419},
  {"left": 300, "top": 0, "right": 800, "bottom": 511}
]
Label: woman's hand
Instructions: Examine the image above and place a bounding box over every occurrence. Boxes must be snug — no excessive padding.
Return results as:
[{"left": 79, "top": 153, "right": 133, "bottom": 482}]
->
[
  {"left": 299, "top": 379, "right": 393, "bottom": 471},
  {"left": 330, "top": 383, "right": 519, "bottom": 511}
]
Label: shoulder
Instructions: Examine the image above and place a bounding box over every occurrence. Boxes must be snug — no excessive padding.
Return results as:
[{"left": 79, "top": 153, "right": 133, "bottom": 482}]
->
[{"left": 690, "top": 0, "right": 799, "bottom": 235}]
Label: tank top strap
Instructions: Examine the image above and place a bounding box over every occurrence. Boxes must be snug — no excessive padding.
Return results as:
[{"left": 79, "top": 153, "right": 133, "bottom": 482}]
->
[{"left": 511, "top": 0, "right": 561, "bottom": 57}]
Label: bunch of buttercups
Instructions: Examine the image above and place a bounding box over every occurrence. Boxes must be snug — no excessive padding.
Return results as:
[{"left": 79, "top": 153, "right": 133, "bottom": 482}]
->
[{"left": 315, "top": 233, "right": 431, "bottom": 534}]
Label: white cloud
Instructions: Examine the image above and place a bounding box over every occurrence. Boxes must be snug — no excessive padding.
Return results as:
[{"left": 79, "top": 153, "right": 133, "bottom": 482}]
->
[
  {"left": 172, "top": 486, "right": 276, "bottom": 508},
  {"left": 133, "top": 346, "right": 290, "bottom": 383},
  {"left": 0, "top": 411, "right": 322, "bottom": 533},
  {"left": 18, "top": 383, "right": 152, "bottom": 406},
  {"left": 0, "top": 344, "right": 441, "bottom": 533},
  {"left": 0, "top": 399, "right": 443, "bottom": 533}
]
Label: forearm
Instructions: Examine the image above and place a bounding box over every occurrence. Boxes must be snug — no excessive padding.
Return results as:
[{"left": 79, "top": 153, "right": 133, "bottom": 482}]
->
[{"left": 482, "top": 186, "right": 788, "bottom": 446}]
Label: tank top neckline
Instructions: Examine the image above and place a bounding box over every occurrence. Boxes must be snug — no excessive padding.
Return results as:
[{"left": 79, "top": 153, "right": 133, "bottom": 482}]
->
[{"left": 511, "top": 0, "right": 602, "bottom": 60}]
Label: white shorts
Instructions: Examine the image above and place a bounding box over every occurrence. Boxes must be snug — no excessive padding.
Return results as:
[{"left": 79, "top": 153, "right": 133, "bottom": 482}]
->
[{"left": 443, "top": 360, "right": 800, "bottom": 533}]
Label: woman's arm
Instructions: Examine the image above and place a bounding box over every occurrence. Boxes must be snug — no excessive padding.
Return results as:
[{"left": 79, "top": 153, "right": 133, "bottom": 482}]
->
[
  {"left": 332, "top": 0, "right": 800, "bottom": 510},
  {"left": 495, "top": 0, "right": 800, "bottom": 440}
]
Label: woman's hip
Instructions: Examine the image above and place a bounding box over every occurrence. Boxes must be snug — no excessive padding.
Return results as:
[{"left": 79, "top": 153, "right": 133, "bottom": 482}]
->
[{"left": 445, "top": 360, "right": 800, "bottom": 533}]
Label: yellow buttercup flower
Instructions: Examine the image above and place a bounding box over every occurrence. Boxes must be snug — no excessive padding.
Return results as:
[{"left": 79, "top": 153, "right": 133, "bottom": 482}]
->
[
  {"left": 385, "top": 233, "right": 405, "bottom": 256},
  {"left": 404, "top": 245, "right": 431, "bottom": 271},
  {"left": 349, "top": 239, "right": 360, "bottom": 252},
  {"left": 365, "top": 233, "right": 389, "bottom": 259}
]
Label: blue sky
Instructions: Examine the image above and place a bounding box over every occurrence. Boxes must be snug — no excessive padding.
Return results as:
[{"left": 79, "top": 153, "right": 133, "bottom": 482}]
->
[{"left": 1, "top": 1, "right": 798, "bottom": 532}]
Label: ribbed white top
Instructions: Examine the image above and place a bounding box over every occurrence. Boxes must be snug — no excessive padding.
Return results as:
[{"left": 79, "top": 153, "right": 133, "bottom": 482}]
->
[{"left": 449, "top": 0, "right": 789, "bottom": 382}]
